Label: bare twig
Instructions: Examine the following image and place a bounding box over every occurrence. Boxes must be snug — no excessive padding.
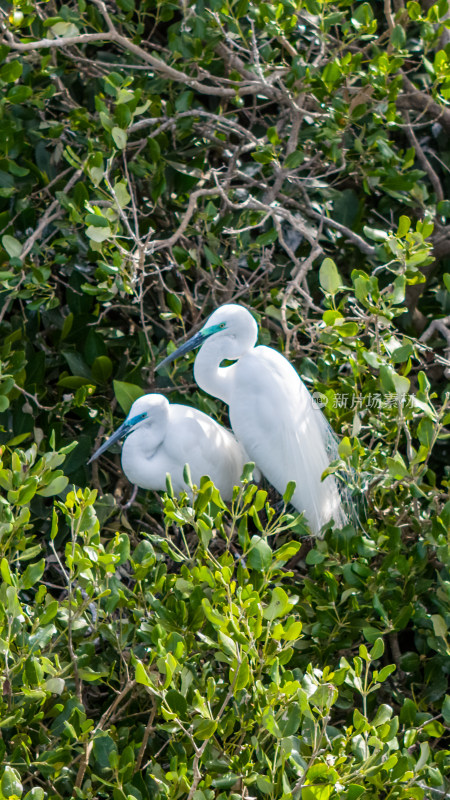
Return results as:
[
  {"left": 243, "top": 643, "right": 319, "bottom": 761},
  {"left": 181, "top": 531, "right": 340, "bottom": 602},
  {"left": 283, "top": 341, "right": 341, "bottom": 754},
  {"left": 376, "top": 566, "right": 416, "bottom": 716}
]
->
[
  {"left": 404, "top": 112, "right": 444, "bottom": 202},
  {"left": 303, "top": 205, "right": 376, "bottom": 256},
  {"left": 0, "top": 26, "right": 281, "bottom": 101},
  {"left": 74, "top": 680, "right": 137, "bottom": 789},
  {"left": 398, "top": 73, "right": 450, "bottom": 134},
  {"left": 420, "top": 315, "right": 450, "bottom": 378},
  {"left": 135, "top": 702, "right": 156, "bottom": 772},
  {"left": 20, "top": 168, "right": 84, "bottom": 259},
  {"left": 147, "top": 188, "right": 221, "bottom": 252}
]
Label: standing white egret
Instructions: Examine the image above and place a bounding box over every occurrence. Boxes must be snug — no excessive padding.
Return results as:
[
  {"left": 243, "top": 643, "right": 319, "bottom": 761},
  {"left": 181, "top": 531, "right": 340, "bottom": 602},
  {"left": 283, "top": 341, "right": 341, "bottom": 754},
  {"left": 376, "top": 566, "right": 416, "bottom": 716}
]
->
[
  {"left": 88, "top": 393, "right": 251, "bottom": 501},
  {"left": 157, "top": 304, "right": 348, "bottom": 533}
]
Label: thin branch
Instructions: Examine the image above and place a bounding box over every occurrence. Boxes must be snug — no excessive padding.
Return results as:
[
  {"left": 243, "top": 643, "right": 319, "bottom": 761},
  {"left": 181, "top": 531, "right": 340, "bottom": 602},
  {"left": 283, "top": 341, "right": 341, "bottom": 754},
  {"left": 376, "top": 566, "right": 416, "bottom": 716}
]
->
[
  {"left": 20, "top": 168, "right": 84, "bottom": 259},
  {"left": 135, "top": 702, "right": 156, "bottom": 772},
  {"left": 74, "top": 680, "right": 137, "bottom": 789},
  {"left": 147, "top": 188, "right": 221, "bottom": 252},
  {"left": 1, "top": 26, "right": 279, "bottom": 101},
  {"left": 304, "top": 206, "right": 376, "bottom": 256},
  {"left": 404, "top": 112, "right": 444, "bottom": 202},
  {"left": 420, "top": 315, "right": 450, "bottom": 378},
  {"left": 398, "top": 73, "right": 450, "bottom": 134}
]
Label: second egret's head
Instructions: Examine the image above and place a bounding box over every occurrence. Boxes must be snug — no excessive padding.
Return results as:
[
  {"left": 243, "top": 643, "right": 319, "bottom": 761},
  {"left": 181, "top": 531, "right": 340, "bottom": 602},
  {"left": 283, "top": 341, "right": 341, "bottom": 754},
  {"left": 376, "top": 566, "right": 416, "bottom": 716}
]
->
[
  {"left": 88, "top": 394, "right": 169, "bottom": 464},
  {"left": 156, "top": 304, "right": 258, "bottom": 371}
]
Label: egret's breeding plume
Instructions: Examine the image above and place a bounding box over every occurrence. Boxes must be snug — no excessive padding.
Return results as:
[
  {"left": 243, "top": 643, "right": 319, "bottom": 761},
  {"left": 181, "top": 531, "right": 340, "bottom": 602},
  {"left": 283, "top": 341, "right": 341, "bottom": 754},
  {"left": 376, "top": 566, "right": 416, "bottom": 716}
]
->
[
  {"left": 88, "top": 393, "right": 250, "bottom": 501},
  {"left": 158, "top": 304, "right": 348, "bottom": 533}
]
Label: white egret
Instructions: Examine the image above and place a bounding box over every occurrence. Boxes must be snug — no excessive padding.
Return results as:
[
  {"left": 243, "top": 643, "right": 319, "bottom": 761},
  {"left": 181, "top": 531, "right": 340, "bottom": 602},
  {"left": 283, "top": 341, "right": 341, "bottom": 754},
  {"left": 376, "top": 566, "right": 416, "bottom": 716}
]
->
[
  {"left": 88, "top": 393, "right": 251, "bottom": 501},
  {"left": 157, "top": 304, "right": 348, "bottom": 533}
]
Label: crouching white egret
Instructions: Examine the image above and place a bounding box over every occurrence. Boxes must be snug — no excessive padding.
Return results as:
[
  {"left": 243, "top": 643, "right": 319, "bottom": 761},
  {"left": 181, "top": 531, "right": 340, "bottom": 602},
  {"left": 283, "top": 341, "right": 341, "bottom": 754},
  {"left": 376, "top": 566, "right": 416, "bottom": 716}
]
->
[
  {"left": 88, "top": 393, "right": 251, "bottom": 501},
  {"left": 157, "top": 304, "right": 348, "bottom": 533}
]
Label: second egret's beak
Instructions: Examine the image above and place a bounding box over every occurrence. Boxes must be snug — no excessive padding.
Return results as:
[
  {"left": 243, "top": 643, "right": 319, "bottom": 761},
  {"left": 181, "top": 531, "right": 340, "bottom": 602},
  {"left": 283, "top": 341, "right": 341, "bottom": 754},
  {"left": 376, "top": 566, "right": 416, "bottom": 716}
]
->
[
  {"left": 156, "top": 329, "right": 209, "bottom": 372},
  {"left": 88, "top": 412, "right": 147, "bottom": 464}
]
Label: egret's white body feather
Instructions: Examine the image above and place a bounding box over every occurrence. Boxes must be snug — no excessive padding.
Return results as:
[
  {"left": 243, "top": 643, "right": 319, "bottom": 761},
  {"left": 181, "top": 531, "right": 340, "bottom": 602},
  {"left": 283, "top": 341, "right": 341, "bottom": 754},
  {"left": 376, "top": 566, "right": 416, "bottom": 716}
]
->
[{"left": 90, "top": 394, "right": 251, "bottom": 501}]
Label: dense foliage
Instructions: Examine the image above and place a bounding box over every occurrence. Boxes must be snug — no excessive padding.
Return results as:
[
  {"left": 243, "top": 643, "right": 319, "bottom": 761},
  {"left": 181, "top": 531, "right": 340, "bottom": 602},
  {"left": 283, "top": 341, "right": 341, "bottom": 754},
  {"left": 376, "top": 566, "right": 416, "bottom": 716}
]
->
[{"left": 0, "top": 0, "right": 449, "bottom": 798}]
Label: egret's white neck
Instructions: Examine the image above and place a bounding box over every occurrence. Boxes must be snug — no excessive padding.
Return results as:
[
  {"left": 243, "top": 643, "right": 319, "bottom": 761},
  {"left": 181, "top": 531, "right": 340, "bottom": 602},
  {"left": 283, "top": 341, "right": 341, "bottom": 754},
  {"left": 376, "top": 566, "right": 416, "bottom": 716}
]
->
[
  {"left": 193, "top": 317, "right": 257, "bottom": 404},
  {"left": 194, "top": 340, "right": 236, "bottom": 404},
  {"left": 127, "top": 409, "right": 167, "bottom": 458}
]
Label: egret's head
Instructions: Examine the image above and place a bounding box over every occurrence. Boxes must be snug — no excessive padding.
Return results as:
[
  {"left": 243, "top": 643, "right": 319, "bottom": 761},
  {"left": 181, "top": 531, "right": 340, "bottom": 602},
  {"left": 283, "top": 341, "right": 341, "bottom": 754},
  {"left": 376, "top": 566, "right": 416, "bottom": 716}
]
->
[
  {"left": 156, "top": 304, "right": 258, "bottom": 371},
  {"left": 88, "top": 394, "right": 168, "bottom": 464}
]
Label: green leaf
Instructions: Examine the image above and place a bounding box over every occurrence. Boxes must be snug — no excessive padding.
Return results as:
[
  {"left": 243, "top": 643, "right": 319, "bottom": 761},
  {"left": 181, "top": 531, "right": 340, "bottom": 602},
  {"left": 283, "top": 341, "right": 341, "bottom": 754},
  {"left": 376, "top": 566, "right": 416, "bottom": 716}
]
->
[
  {"left": 21, "top": 558, "right": 45, "bottom": 590},
  {"left": 417, "top": 418, "right": 433, "bottom": 447},
  {"left": 284, "top": 150, "right": 304, "bottom": 168},
  {"left": 23, "top": 790, "right": 45, "bottom": 800},
  {"left": 93, "top": 733, "right": 118, "bottom": 769},
  {"left": 345, "top": 786, "right": 365, "bottom": 800},
  {"left": 0, "top": 60, "right": 23, "bottom": 83},
  {"left": 387, "top": 455, "right": 409, "bottom": 479},
  {"left": 86, "top": 225, "right": 111, "bottom": 242},
  {"left": 442, "top": 695, "right": 450, "bottom": 725},
  {"left": 38, "top": 476, "right": 69, "bottom": 497},
  {"left": 112, "top": 127, "right": 127, "bottom": 149},
  {"left": 319, "top": 258, "right": 342, "bottom": 295},
  {"left": 247, "top": 535, "right": 272, "bottom": 571},
  {"left": 422, "top": 720, "right": 445, "bottom": 737},
  {"left": 40, "top": 600, "right": 59, "bottom": 625},
  {"left": 62, "top": 351, "right": 91, "bottom": 378},
  {"left": 113, "top": 380, "right": 145, "bottom": 414},
  {"left": 165, "top": 689, "right": 188, "bottom": 717},
  {"left": 278, "top": 703, "right": 301, "bottom": 736},
  {"left": 391, "top": 372, "right": 410, "bottom": 397},
  {"left": 305, "top": 549, "right": 325, "bottom": 565},
  {"left": 135, "top": 661, "right": 152, "bottom": 686},
  {"left": 391, "top": 343, "right": 412, "bottom": 363},
  {"left": 273, "top": 541, "right": 301, "bottom": 564},
  {"left": 416, "top": 741, "right": 430, "bottom": 771},
  {"left": 407, "top": 1, "right": 421, "bottom": 19},
  {"left": 114, "top": 180, "right": 131, "bottom": 208},
  {"left": 91, "top": 356, "right": 113, "bottom": 383},
  {"left": 431, "top": 614, "right": 447, "bottom": 638},
  {"left": 7, "top": 85, "right": 32, "bottom": 103},
  {"left": 372, "top": 704, "right": 392, "bottom": 727},
  {"left": 1, "top": 557, "right": 13, "bottom": 585},
  {"left": 391, "top": 24, "right": 406, "bottom": 48},
  {"left": 1, "top": 767, "right": 23, "bottom": 799},
  {"left": 322, "top": 60, "right": 341, "bottom": 86},
  {"left": 302, "top": 786, "right": 332, "bottom": 800},
  {"left": 397, "top": 215, "right": 411, "bottom": 237},
  {"left": 230, "top": 656, "right": 250, "bottom": 691},
  {"left": 193, "top": 719, "right": 217, "bottom": 740},
  {"left": 255, "top": 227, "right": 278, "bottom": 246},
  {"left": 283, "top": 480, "right": 296, "bottom": 504},
  {"left": 85, "top": 213, "right": 110, "bottom": 228},
  {"left": 338, "top": 436, "right": 352, "bottom": 458},
  {"left": 2, "top": 234, "right": 22, "bottom": 258},
  {"left": 44, "top": 677, "right": 65, "bottom": 694},
  {"left": 370, "top": 637, "right": 384, "bottom": 660},
  {"left": 377, "top": 664, "right": 396, "bottom": 682},
  {"left": 263, "top": 587, "right": 291, "bottom": 620}
]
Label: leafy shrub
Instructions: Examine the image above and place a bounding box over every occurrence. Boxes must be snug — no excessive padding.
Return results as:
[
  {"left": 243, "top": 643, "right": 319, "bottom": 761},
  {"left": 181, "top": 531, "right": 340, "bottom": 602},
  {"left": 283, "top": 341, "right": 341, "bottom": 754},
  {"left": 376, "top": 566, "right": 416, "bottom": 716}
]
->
[
  {"left": 0, "top": 455, "right": 449, "bottom": 799},
  {"left": 0, "top": 0, "right": 449, "bottom": 797}
]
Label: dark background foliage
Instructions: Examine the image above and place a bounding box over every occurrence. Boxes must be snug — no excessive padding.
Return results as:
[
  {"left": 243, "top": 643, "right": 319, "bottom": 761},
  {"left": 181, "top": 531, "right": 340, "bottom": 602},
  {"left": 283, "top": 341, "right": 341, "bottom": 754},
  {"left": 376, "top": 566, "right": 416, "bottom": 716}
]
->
[{"left": 0, "top": 0, "right": 449, "bottom": 798}]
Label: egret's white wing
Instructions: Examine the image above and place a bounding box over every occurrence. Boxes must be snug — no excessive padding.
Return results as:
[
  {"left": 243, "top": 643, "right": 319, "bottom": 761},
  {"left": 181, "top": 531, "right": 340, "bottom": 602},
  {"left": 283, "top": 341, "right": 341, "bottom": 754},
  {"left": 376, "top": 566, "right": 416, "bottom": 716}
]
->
[
  {"left": 165, "top": 405, "right": 248, "bottom": 500},
  {"left": 230, "top": 346, "right": 347, "bottom": 533}
]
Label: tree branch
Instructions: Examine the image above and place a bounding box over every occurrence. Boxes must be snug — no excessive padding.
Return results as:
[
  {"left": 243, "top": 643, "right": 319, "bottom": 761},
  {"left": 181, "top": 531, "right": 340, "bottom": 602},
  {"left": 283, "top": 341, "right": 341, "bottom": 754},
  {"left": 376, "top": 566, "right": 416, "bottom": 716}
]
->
[
  {"left": 1, "top": 26, "right": 279, "bottom": 100},
  {"left": 404, "top": 112, "right": 444, "bottom": 202}
]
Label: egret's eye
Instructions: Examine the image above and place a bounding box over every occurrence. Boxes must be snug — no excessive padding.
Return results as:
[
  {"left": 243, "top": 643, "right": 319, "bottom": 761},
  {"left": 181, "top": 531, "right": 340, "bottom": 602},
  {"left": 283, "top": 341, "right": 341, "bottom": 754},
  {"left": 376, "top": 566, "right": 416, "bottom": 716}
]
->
[{"left": 219, "top": 322, "right": 226, "bottom": 329}]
